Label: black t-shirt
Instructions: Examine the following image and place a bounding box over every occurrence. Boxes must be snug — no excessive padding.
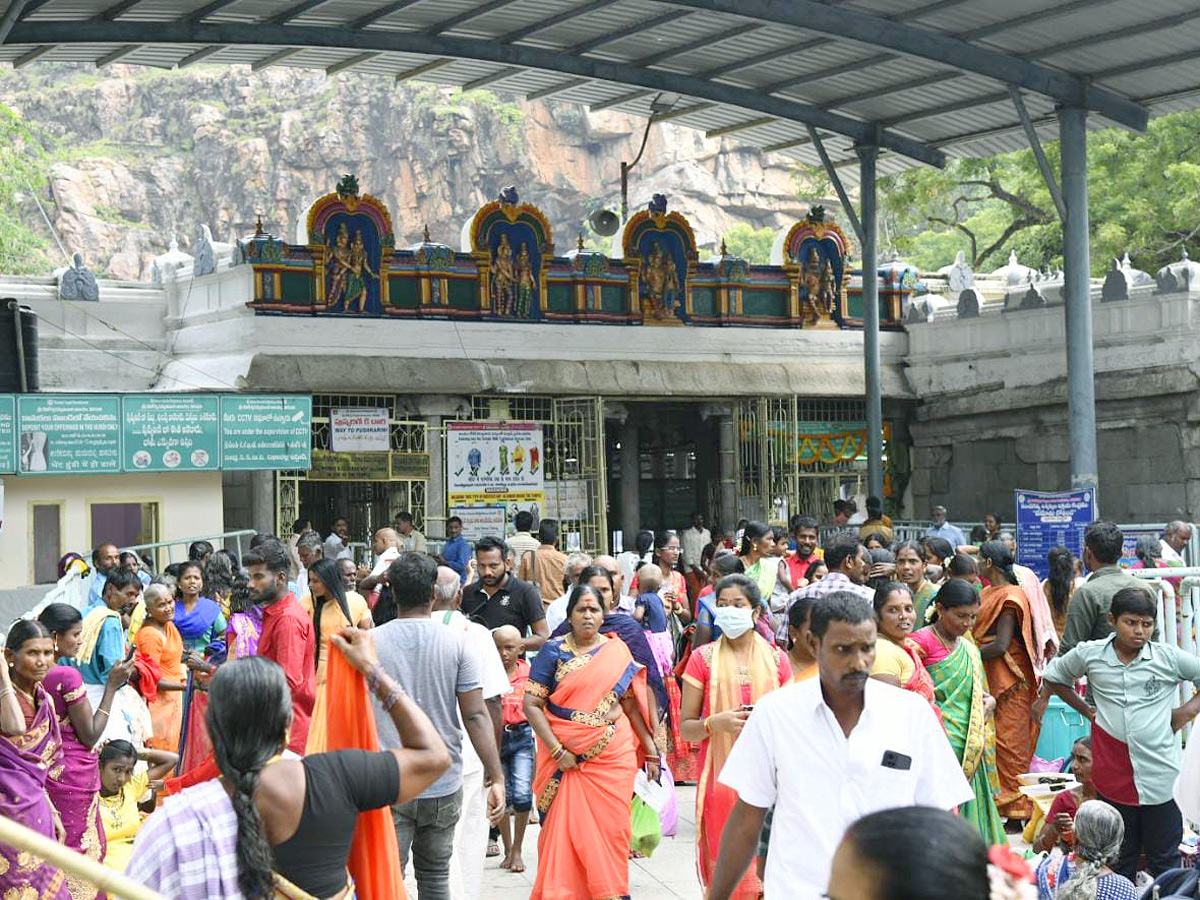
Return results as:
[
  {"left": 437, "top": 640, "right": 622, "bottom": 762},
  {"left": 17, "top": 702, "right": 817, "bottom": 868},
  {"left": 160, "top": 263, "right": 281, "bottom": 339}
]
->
[
  {"left": 461, "top": 575, "right": 545, "bottom": 634},
  {"left": 272, "top": 749, "right": 401, "bottom": 897}
]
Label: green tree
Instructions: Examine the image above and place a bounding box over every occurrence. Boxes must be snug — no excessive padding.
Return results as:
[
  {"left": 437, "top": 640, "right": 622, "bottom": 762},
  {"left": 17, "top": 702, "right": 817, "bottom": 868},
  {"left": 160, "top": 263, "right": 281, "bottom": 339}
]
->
[
  {"left": 0, "top": 104, "right": 51, "bottom": 274},
  {"left": 722, "top": 223, "right": 775, "bottom": 264},
  {"left": 876, "top": 108, "right": 1200, "bottom": 276}
]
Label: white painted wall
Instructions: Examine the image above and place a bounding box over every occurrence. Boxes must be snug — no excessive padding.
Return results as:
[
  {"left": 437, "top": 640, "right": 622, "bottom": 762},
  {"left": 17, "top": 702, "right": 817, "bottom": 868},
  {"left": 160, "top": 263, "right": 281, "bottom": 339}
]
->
[{"left": 0, "top": 472, "right": 225, "bottom": 589}]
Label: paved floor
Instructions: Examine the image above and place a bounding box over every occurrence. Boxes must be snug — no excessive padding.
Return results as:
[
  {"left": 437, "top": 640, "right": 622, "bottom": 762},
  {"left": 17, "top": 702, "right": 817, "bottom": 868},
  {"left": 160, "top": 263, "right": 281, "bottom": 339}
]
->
[{"left": 406, "top": 785, "right": 701, "bottom": 899}]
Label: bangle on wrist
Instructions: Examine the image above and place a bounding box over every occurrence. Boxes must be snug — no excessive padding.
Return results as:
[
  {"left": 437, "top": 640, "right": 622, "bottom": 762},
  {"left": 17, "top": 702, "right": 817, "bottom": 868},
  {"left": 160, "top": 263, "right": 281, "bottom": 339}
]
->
[
  {"left": 366, "top": 663, "right": 385, "bottom": 694},
  {"left": 702, "top": 715, "right": 712, "bottom": 734}
]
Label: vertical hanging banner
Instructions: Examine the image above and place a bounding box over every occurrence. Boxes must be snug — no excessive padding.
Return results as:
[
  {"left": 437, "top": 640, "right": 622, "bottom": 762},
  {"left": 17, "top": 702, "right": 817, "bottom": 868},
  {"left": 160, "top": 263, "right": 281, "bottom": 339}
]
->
[
  {"left": 1014, "top": 488, "right": 1097, "bottom": 579},
  {"left": 446, "top": 422, "right": 545, "bottom": 525}
]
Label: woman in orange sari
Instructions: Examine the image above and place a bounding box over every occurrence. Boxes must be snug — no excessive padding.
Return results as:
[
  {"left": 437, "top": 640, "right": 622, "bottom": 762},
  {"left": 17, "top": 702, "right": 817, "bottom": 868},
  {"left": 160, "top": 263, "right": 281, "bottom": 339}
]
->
[
  {"left": 524, "top": 584, "right": 660, "bottom": 900},
  {"left": 679, "top": 574, "right": 790, "bottom": 897},
  {"left": 135, "top": 583, "right": 187, "bottom": 752},
  {"left": 975, "top": 540, "right": 1041, "bottom": 823}
]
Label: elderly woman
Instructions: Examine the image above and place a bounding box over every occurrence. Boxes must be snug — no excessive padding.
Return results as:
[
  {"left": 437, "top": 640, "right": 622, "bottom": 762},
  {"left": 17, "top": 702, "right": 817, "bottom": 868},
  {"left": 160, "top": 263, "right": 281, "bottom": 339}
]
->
[
  {"left": 524, "top": 583, "right": 660, "bottom": 900},
  {"left": 680, "top": 574, "right": 790, "bottom": 898},
  {"left": 1035, "top": 800, "right": 1137, "bottom": 900},
  {"left": 128, "top": 634, "right": 450, "bottom": 900}
]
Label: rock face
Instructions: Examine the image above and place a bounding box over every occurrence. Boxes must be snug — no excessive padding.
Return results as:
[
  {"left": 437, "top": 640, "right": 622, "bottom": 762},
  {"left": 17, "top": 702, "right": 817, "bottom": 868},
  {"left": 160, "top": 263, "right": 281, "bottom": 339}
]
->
[{"left": 2, "top": 65, "right": 814, "bottom": 280}]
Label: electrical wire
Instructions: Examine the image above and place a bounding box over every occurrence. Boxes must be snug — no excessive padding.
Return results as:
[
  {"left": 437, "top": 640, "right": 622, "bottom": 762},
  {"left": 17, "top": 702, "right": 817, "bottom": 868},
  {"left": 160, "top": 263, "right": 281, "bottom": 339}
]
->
[
  {"left": 29, "top": 310, "right": 220, "bottom": 394},
  {"left": 25, "top": 180, "right": 241, "bottom": 391}
]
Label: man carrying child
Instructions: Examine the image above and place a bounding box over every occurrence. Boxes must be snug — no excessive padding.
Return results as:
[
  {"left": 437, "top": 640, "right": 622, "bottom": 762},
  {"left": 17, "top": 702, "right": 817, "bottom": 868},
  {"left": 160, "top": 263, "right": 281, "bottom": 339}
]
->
[{"left": 1039, "top": 586, "right": 1200, "bottom": 880}]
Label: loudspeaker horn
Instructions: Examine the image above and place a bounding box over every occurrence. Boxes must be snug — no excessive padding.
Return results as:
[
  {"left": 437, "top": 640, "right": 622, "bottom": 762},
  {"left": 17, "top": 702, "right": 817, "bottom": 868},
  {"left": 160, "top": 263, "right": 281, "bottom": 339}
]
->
[{"left": 588, "top": 209, "right": 620, "bottom": 237}]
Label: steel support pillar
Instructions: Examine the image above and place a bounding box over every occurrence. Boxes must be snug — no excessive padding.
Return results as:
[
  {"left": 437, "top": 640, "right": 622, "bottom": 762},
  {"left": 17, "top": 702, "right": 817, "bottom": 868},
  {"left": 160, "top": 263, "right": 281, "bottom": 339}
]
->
[
  {"left": 1058, "top": 105, "right": 1099, "bottom": 497},
  {"left": 620, "top": 417, "right": 640, "bottom": 543},
  {"left": 857, "top": 144, "right": 884, "bottom": 501}
]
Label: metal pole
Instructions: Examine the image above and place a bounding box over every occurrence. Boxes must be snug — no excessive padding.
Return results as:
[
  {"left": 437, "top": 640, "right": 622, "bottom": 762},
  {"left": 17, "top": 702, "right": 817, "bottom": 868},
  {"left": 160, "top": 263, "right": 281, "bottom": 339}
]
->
[
  {"left": 1058, "top": 105, "right": 1098, "bottom": 497},
  {"left": 805, "top": 125, "right": 864, "bottom": 243},
  {"left": 857, "top": 144, "right": 883, "bottom": 500},
  {"left": 8, "top": 300, "right": 27, "bottom": 393}
]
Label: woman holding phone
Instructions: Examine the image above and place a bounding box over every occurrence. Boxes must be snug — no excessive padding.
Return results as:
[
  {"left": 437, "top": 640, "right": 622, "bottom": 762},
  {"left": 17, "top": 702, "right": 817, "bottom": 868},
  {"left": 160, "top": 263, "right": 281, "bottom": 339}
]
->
[{"left": 679, "top": 574, "right": 791, "bottom": 898}]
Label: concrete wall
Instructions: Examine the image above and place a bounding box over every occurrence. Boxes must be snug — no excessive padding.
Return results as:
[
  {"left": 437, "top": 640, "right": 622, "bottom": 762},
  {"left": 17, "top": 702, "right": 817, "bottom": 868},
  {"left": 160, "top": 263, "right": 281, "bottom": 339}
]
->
[
  {"left": 0, "top": 471, "right": 225, "bottom": 589},
  {"left": 906, "top": 285, "right": 1200, "bottom": 522}
]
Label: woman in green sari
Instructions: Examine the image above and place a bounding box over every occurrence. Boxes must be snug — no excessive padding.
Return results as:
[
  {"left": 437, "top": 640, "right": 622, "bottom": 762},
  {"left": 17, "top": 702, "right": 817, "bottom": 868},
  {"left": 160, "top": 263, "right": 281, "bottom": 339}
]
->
[
  {"left": 738, "top": 522, "right": 781, "bottom": 601},
  {"left": 909, "top": 579, "right": 1006, "bottom": 845}
]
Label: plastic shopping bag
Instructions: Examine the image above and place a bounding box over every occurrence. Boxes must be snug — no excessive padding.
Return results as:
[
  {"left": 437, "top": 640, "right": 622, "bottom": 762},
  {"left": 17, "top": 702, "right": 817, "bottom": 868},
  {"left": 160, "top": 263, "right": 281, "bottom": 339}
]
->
[{"left": 630, "top": 795, "right": 663, "bottom": 858}]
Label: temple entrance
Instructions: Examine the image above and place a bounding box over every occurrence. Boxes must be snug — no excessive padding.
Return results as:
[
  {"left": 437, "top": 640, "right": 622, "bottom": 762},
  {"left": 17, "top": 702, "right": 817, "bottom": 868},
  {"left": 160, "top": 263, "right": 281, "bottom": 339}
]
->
[{"left": 606, "top": 403, "right": 722, "bottom": 539}]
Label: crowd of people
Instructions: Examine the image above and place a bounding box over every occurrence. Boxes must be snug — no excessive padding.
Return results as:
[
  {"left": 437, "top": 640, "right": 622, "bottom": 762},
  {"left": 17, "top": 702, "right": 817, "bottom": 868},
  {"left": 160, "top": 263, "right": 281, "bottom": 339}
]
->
[{"left": 0, "top": 506, "right": 1198, "bottom": 900}]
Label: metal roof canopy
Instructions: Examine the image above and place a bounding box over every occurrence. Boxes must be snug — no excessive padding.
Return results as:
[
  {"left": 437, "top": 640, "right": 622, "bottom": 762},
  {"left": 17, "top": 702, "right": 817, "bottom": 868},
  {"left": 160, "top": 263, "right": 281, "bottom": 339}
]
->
[
  {"left": 5, "top": 0, "right": 1153, "bottom": 501},
  {"left": 7, "top": 0, "right": 1199, "bottom": 175}
]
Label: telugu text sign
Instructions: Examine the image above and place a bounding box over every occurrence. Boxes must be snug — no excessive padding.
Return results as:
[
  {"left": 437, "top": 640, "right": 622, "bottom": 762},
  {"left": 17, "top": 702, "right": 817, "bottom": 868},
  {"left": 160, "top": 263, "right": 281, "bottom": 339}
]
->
[
  {"left": 330, "top": 407, "right": 390, "bottom": 453},
  {"left": 1014, "top": 488, "right": 1097, "bottom": 579},
  {"left": 17, "top": 394, "right": 122, "bottom": 475},
  {"left": 220, "top": 395, "right": 312, "bottom": 470},
  {"left": 122, "top": 394, "right": 220, "bottom": 472}
]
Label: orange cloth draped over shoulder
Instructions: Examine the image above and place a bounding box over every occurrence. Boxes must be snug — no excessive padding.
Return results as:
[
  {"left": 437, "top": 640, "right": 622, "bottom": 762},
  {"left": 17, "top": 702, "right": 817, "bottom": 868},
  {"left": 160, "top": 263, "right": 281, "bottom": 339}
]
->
[{"left": 322, "top": 642, "right": 405, "bottom": 900}]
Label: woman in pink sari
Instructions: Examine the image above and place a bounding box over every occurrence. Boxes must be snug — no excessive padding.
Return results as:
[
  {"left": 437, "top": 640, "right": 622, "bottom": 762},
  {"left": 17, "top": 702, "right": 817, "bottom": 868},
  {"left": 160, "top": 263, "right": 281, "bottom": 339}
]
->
[
  {"left": 1, "top": 620, "right": 71, "bottom": 900},
  {"left": 38, "top": 604, "right": 135, "bottom": 898},
  {"left": 679, "top": 574, "right": 790, "bottom": 897},
  {"left": 524, "top": 584, "right": 660, "bottom": 900}
]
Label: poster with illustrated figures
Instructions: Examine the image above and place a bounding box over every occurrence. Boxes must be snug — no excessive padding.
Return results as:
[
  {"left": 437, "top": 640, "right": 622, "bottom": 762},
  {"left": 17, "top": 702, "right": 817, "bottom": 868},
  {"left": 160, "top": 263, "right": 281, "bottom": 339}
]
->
[{"left": 446, "top": 422, "right": 545, "bottom": 515}]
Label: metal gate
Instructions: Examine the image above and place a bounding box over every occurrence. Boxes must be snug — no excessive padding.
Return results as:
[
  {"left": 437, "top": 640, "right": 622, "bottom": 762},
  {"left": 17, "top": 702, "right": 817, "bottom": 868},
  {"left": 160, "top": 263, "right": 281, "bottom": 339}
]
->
[
  {"left": 736, "top": 397, "right": 871, "bottom": 526},
  {"left": 276, "top": 394, "right": 429, "bottom": 538},
  {"left": 469, "top": 395, "right": 608, "bottom": 554}
]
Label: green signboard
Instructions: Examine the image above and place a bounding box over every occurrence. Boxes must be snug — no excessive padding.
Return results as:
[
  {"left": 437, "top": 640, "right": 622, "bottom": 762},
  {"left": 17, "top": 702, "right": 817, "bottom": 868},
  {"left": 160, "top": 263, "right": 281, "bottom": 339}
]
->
[
  {"left": 0, "top": 395, "right": 14, "bottom": 473},
  {"left": 221, "top": 394, "right": 312, "bottom": 470},
  {"left": 16, "top": 394, "right": 122, "bottom": 475},
  {"left": 122, "top": 395, "right": 220, "bottom": 472}
]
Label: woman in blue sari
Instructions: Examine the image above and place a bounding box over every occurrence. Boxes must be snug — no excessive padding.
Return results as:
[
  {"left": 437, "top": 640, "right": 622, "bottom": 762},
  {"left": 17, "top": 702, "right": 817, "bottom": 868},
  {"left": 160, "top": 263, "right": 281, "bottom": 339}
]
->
[{"left": 173, "top": 561, "right": 227, "bottom": 659}]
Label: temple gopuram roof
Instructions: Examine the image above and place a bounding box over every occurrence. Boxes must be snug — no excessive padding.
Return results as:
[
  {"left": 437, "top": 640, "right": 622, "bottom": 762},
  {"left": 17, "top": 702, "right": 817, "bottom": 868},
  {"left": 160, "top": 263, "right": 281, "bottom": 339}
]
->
[{"left": 5, "top": 0, "right": 1197, "bottom": 178}]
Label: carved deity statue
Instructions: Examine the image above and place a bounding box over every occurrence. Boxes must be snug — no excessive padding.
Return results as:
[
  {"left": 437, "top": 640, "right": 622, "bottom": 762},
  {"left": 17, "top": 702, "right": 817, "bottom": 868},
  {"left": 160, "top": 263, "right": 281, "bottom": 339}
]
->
[
  {"left": 515, "top": 242, "right": 535, "bottom": 318},
  {"left": 491, "top": 233, "right": 516, "bottom": 316},
  {"left": 346, "top": 229, "right": 377, "bottom": 313},
  {"left": 641, "top": 240, "right": 680, "bottom": 318},
  {"left": 325, "top": 222, "right": 352, "bottom": 309},
  {"left": 801, "top": 247, "right": 823, "bottom": 325},
  {"left": 818, "top": 259, "right": 837, "bottom": 316}
]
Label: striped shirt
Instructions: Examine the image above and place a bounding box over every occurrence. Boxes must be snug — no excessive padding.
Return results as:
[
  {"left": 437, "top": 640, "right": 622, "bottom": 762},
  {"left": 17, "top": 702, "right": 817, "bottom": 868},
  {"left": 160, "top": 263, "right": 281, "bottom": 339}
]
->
[{"left": 126, "top": 779, "right": 241, "bottom": 898}]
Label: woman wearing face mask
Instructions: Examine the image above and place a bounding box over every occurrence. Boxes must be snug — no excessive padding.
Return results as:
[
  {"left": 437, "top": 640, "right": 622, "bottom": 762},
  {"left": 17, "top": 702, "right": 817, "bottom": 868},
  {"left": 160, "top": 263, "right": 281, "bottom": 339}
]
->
[{"left": 680, "top": 574, "right": 791, "bottom": 898}]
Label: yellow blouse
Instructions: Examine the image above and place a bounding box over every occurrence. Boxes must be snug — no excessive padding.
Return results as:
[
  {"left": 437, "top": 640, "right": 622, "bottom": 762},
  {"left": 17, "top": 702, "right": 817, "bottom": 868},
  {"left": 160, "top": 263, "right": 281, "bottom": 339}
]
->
[
  {"left": 299, "top": 590, "right": 371, "bottom": 684},
  {"left": 101, "top": 769, "right": 148, "bottom": 870},
  {"left": 871, "top": 638, "right": 915, "bottom": 685}
]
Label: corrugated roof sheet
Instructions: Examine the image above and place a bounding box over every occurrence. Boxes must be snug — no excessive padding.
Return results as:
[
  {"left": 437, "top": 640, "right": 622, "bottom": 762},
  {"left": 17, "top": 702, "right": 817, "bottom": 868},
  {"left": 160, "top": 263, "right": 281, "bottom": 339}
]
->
[{"left": 6, "top": 0, "right": 1199, "bottom": 179}]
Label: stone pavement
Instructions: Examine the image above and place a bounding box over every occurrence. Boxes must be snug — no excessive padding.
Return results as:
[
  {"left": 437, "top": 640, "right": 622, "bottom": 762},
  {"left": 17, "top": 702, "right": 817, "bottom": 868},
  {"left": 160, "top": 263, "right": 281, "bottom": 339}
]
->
[{"left": 405, "top": 784, "right": 701, "bottom": 899}]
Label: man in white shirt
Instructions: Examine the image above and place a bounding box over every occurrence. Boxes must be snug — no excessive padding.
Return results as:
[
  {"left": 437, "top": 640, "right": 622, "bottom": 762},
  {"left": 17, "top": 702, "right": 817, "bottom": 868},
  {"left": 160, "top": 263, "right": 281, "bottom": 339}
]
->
[
  {"left": 323, "top": 517, "right": 354, "bottom": 561},
  {"left": 680, "top": 512, "right": 711, "bottom": 602},
  {"left": 394, "top": 511, "right": 427, "bottom": 553},
  {"left": 432, "top": 566, "right": 510, "bottom": 900},
  {"left": 1163, "top": 520, "right": 1192, "bottom": 564},
  {"left": 507, "top": 510, "right": 540, "bottom": 564},
  {"left": 544, "top": 552, "right": 594, "bottom": 634},
  {"left": 708, "top": 591, "right": 972, "bottom": 900},
  {"left": 357, "top": 527, "right": 402, "bottom": 600}
]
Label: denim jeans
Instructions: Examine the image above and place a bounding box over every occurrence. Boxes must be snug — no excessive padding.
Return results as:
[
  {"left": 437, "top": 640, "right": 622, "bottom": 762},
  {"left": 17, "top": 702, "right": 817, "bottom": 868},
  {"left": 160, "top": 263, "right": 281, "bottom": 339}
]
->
[
  {"left": 501, "top": 724, "right": 534, "bottom": 813},
  {"left": 393, "top": 787, "right": 464, "bottom": 900}
]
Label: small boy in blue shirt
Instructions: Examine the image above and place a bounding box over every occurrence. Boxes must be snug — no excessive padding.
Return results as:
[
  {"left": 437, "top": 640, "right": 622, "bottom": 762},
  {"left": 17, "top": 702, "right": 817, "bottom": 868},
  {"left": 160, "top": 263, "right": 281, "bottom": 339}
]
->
[
  {"left": 633, "top": 564, "right": 672, "bottom": 676},
  {"left": 1039, "top": 586, "right": 1200, "bottom": 880}
]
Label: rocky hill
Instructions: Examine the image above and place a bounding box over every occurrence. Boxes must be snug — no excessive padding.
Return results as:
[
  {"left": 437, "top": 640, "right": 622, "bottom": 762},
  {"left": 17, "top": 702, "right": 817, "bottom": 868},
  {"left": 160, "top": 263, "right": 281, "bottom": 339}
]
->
[{"left": 0, "top": 64, "right": 818, "bottom": 280}]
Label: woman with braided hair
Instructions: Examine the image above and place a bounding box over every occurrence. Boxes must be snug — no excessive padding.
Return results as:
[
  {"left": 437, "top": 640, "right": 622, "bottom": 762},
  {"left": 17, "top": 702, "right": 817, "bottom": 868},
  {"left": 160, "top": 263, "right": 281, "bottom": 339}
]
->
[
  {"left": 127, "top": 634, "right": 449, "bottom": 899},
  {"left": 1035, "top": 800, "right": 1137, "bottom": 900}
]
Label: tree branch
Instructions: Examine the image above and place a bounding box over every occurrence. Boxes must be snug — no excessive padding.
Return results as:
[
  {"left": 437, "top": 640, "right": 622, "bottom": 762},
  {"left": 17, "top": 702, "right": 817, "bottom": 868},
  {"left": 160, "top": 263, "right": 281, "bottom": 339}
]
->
[
  {"left": 928, "top": 216, "right": 978, "bottom": 263},
  {"left": 976, "top": 217, "right": 1036, "bottom": 268}
]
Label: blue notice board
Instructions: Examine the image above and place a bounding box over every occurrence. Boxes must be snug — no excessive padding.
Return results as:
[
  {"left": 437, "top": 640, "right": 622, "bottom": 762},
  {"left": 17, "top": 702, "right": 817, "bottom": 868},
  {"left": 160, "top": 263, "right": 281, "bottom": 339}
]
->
[{"left": 1014, "top": 488, "right": 1098, "bottom": 579}]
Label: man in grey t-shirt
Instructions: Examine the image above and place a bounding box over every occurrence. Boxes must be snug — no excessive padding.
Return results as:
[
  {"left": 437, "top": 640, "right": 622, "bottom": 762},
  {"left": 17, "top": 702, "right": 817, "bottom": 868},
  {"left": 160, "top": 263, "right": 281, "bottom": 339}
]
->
[{"left": 371, "top": 552, "right": 505, "bottom": 900}]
